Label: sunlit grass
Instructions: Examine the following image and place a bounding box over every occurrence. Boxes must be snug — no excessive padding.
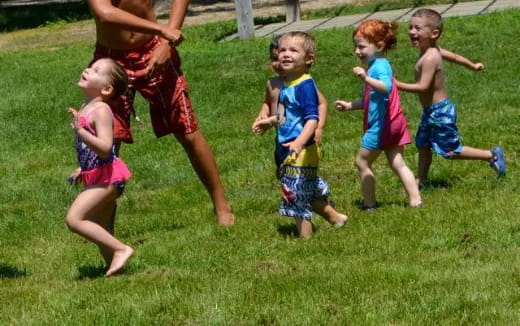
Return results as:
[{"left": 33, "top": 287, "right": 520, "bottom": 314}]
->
[{"left": 0, "top": 7, "right": 519, "bottom": 325}]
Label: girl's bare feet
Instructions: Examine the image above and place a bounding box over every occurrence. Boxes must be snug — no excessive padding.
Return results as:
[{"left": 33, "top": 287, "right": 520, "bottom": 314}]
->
[{"left": 105, "top": 246, "right": 134, "bottom": 277}]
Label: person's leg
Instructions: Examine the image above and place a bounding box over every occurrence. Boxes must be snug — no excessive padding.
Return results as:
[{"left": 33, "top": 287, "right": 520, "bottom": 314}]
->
[
  {"left": 417, "top": 147, "right": 432, "bottom": 187},
  {"left": 311, "top": 199, "right": 347, "bottom": 227},
  {"left": 384, "top": 146, "right": 422, "bottom": 207},
  {"left": 355, "top": 148, "right": 381, "bottom": 209},
  {"left": 175, "top": 131, "right": 234, "bottom": 225},
  {"left": 451, "top": 146, "right": 492, "bottom": 160},
  {"left": 66, "top": 186, "right": 133, "bottom": 276},
  {"left": 91, "top": 201, "right": 117, "bottom": 266},
  {"left": 295, "top": 219, "right": 313, "bottom": 238}
]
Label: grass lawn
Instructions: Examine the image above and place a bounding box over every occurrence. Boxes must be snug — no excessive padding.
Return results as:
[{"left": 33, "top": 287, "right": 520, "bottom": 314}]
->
[{"left": 1, "top": 6, "right": 519, "bottom": 325}]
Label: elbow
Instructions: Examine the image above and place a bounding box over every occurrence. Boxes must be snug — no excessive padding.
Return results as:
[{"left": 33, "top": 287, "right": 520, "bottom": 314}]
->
[
  {"left": 96, "top": 9, "right": 117, "bottom": 24},
  {"left": 98, "top": 147, "right": 113, "bottom": 160}
]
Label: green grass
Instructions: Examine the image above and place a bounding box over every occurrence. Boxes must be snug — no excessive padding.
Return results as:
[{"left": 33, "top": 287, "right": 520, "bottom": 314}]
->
[{"left": 1, "top": 8, "right": 520, "bottom": 325}]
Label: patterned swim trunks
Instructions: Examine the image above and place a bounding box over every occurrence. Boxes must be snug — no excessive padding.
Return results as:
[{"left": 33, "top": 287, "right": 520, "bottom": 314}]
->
[
  {"left": 276, "top": 143, "right": 330, "bottom": 220},
  {"left": 415, "top": 98, "right": 464, "bottom": 158}
]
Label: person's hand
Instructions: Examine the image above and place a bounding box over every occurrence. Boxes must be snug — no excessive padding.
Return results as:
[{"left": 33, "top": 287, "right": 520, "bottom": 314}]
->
[
  {"left": 145, "top": 40, "right": 172, "bottom": 77},
  {"left": 314, "top": 127, "right": 323, "bottom": 144},
  {"left": 67, "top": 107, "right": 81, "bottom": 131},
  {"left": 255, "top": 111, "right": 269, "bottom": 122},
  {"left": 335, "top": 100, "right": 352, "bottom": 112},
  {"left": 473, "top": 62, "right": 485, "bottom": 71},
  {"left": 282, "top": 139, "right": 304, "bottom": 157},
  {"left": 160, "top": 25, "right": 184, "bottom": 47},
  {"left": 353, "top": 66, "right": 367, "bottom": 80},
  {"left": 252, "top": 117, "right": 274, "bottom": 134},
  {"left": 67, "top": 167, "right": 82, "bottom": 185}
]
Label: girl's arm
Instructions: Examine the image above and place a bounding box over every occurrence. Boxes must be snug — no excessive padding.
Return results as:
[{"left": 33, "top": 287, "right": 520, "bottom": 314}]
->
[
  {"left": 69, "top": 105, "right": 114, "bottom": 159},
  {"left": 335, "top": 98, "right": 363, "bottom": 111},
  {"left": 353, "top": 66, "right": 388, "bottom": 94},
  {"left": 87, "top": 0, "right": 180, "bottom": 42},
  {"left": 439, "top": 47, "right": 484, "bottom": 71}
]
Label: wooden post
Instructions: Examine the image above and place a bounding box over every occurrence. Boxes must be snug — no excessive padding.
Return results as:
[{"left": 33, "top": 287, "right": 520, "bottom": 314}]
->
[
  {"left": 234, "top": 0, "right": 255, "bottom": 39},
  {"left": 285, "top": 0, "right": 301, "bottom": 22}
]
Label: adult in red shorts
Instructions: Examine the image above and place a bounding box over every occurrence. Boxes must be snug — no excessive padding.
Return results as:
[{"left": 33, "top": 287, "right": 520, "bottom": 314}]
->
[{"left": 87, "top": 0, "right": 234, "bottom": 225}]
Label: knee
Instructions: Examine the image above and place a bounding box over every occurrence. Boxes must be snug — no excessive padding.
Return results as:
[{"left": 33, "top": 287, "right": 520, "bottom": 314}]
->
[
  {"left": 355, "top": 157, "right": 368, "bottom": 172},
  {"left": 65, "top": 215, "right": 80, "bottom": 233}
]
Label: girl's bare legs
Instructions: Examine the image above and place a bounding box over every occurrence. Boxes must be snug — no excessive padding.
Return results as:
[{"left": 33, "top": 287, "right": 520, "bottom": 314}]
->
[
  {"left": 417, "top": 147, "right": 432, "bottom": 187},
  {"left": 66, "top": 186, "right": 134, "bottom": 276},
  {"left": 295, "top": 219, "right": 313, "bottom": 238},
  {"left": 355, "top": 148, "right": 381, "bottom": 208},
  {"left": 384, "top": 146, "right": 423, "bottom": 207},
  {"left": 311, "top": 200, "right": 347, "bottom": 227},
  {"left": 91, "top": 202, "right": 117, "bottom": 266}
]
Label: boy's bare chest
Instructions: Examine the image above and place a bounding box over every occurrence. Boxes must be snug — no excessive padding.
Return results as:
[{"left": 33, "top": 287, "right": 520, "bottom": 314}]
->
[{"left": 113, "top": 0, "right": 154, "bottom": 17}]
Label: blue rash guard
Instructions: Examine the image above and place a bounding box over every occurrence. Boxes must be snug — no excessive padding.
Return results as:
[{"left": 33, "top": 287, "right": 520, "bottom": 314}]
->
[{"left": 362, "top": 57, "right": 393, "bottom": 150}]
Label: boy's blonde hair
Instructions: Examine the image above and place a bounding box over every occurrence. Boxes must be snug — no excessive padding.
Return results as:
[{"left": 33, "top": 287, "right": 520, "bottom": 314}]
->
[
  {"left": 279, "top": 31, "right": 316, "bottom": 59},
  {"left": 412, "top": 8, "right": 443, "bottom": 37}
]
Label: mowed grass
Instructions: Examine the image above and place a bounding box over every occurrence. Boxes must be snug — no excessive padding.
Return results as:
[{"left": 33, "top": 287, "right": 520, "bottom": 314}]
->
[{"left": 1, "top": 8, "right": 520, "bottom": 325}]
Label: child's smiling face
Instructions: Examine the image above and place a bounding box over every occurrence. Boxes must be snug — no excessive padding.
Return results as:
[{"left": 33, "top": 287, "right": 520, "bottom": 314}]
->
[
  {"left": 408, "top": 16, "right": 438, "bottom": 49},
  {"left": 78, "top": 59, "right": 113, "bottom": 95},
  {"left": 353, "top": 35, "right": 379, "bottom": 63},
  {"left": 277, "top": 36, "right": 312, "bottom": 75}
]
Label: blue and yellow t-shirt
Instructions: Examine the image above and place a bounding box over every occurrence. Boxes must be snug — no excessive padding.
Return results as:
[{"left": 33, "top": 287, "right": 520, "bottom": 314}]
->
[{"left": 276, "top": 74, "right": 320, "bottom": 146}]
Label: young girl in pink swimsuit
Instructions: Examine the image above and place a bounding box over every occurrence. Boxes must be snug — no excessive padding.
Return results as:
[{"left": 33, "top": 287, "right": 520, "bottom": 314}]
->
[
  {"left": 335, "top": 20, "right": 422, "bottom": 211},
  {"left": 66, "top": 58, "right": 133, "bottom": 277}
]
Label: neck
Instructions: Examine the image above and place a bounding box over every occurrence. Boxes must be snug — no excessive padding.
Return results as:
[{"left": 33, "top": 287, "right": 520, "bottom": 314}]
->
[
  {"left": 420, "top": 43, "right": 437, "bottom": 54},
  {"left": 284, "top": 71, "right": 309, "bottom": 84},
  {"left": 83, "top": 95, "right": 104, "bottom": 107}
]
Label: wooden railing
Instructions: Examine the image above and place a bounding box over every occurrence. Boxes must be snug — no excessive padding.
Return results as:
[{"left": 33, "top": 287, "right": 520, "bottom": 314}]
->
[{"left": 234, "top": 0, "right": 301, "bottom": 39}]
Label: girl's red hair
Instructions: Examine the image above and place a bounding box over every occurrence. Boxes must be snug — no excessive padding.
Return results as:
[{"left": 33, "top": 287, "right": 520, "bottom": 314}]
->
[{"left": 353, "top": 19, "right": 398, "bottom": 51}]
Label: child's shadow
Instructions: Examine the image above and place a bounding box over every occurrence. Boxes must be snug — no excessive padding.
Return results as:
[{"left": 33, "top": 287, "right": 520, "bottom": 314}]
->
[
  {"left": 422, "top": 178, "right": 452, "bottom": 190},
  {"left": 0, "top": 263, "right": 27, "bottom": 279},
  {"left": 76, "top": 264, "right": 107, "bottom": 280},
  {"left": 277, "top": 223, "right": 317, "bottom": 237}
]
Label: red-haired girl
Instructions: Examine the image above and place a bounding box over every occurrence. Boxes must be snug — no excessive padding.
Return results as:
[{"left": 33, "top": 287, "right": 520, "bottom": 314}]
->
[{"left": 335, "top": 19, "right": 422, "bottom": 211}]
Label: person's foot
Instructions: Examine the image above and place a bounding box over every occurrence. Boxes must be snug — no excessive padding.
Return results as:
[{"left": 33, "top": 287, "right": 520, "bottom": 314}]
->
[
  {"left": 361, "top": 204, "right": 377, "bottom": 212},
  {"left": 105, "top": 246, "right": 134, "bottom": 277},
  {"left": 216, "top": 210, "right": 235, "bottom": 226},
  {"left": 331, "top": 214, "right": 348, "bottom": 228},
  {"left": 490, "top": 146, "right": 506, "bottom": 177}
]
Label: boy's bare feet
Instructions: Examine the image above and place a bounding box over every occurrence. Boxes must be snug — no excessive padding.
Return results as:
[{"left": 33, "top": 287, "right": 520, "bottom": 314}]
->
[
  {"left": 105, "top": 246, "right": 134, "bottom": 277},
  {"left": 216, "top": 212, "right": 235, "bottom": 226},
  {"left": 331, "top": 214, "right": 348, "bottom": 228}
]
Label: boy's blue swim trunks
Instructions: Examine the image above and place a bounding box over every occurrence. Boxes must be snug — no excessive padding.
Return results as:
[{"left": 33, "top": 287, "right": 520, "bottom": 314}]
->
[{"left": 415, "top": 98, "right": 464, "bottom": 158}]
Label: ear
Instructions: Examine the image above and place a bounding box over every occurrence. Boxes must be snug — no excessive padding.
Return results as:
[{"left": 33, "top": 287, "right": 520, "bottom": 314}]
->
[
  {"left": 431, "top": 28, "right": 441, "bottom": 40},
  {"left": 376, "top": 41, "right": 385, "bottom": 52},
  {"left": 101, "top": 84, "right": 114, "bottom": 98},
  {"left": 305, "top": 52, "right": 315, "bottom": 65}
]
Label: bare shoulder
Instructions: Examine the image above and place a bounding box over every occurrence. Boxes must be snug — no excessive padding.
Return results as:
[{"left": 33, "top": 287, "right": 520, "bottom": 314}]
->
[
  {"left": 423, "top": 47, "right": 443, "bottom": 64},
  {"left": 92, "top": 102, "right": 113, "bottom": 121}
]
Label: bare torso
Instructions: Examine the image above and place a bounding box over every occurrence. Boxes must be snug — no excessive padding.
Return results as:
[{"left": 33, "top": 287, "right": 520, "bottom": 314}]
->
[
  {"left": 415, "top": 47, "right": 448, "bottom": 107},
  {"left": 95, "top": 0, "right": 157, "bottom": 49}
]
